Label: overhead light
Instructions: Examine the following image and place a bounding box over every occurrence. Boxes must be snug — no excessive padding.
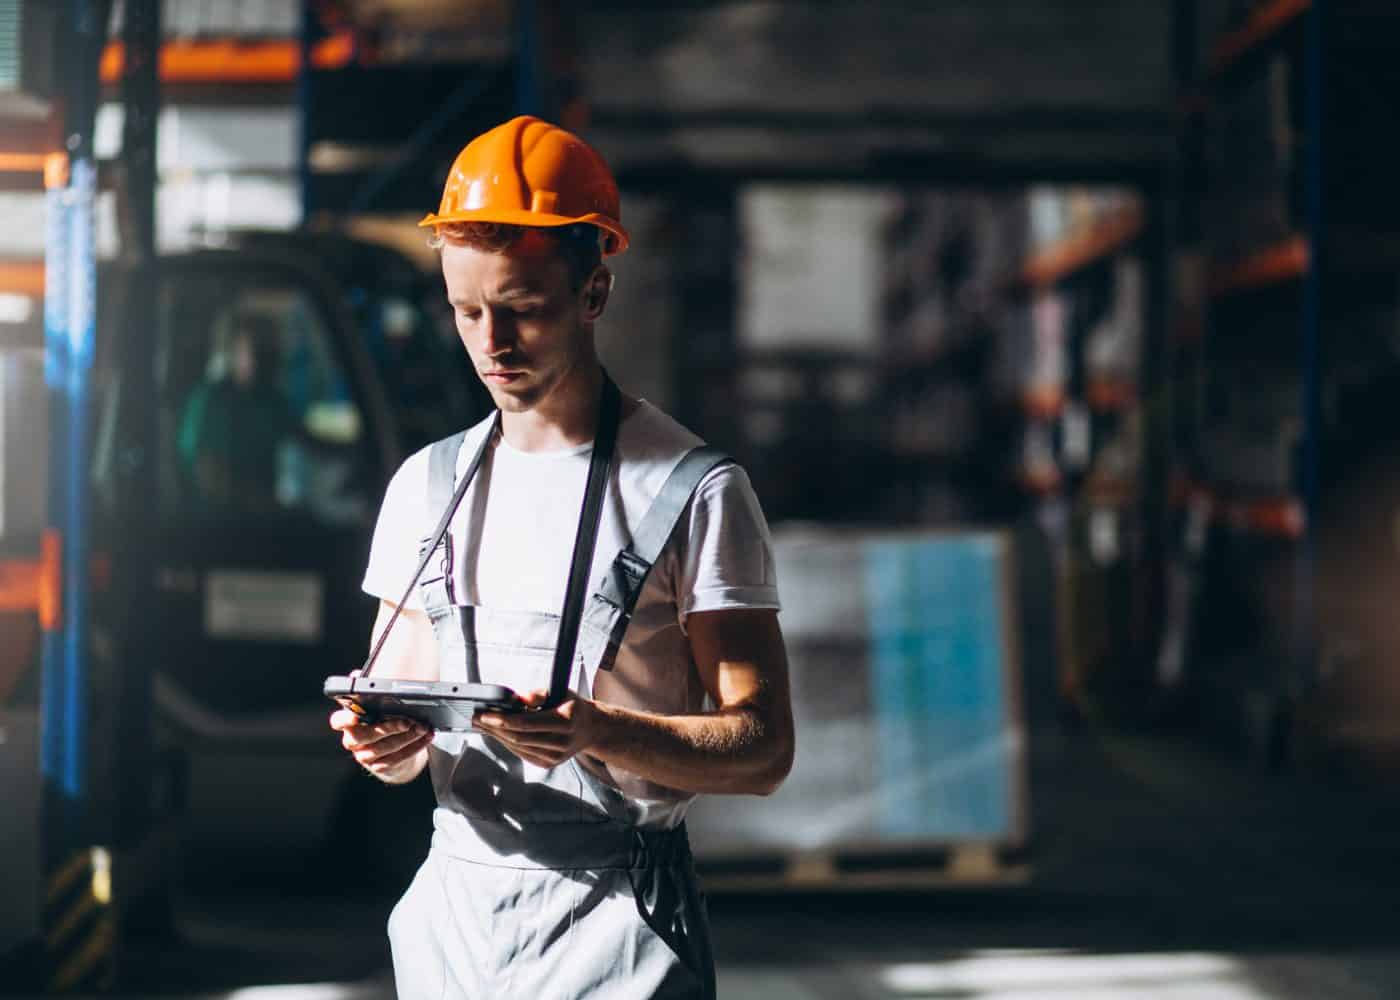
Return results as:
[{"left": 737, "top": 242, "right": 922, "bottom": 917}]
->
[{"left": 308, "top": 142, "right": 402, "bottom": 173}]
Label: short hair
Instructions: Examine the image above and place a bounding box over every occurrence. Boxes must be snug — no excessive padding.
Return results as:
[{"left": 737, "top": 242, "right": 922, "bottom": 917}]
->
[{"left": 429, "top": 221, "right": 602, "bottom": 291}]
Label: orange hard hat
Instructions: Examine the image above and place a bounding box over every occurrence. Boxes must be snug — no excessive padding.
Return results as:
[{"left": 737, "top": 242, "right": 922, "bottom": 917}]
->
[{"left": 419, "top": 115, "right": 629, "bottom": 256}]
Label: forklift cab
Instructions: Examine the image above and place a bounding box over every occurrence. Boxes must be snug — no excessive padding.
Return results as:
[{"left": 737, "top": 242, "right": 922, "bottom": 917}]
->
[
  {"left": 97, "top": 248, "right": 397, "bottom": 715},
  {"left": 89, "top": 239, "right": 479, "bottom": 883}
]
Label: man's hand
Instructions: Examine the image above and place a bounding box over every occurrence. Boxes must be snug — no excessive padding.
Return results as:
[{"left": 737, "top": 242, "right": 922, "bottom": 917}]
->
[
  {"left": 329, "top": 708, "right": 434, "bottom": 783},
  {"left": 474, "top": 689, "right": 601, "bottom": 769}
]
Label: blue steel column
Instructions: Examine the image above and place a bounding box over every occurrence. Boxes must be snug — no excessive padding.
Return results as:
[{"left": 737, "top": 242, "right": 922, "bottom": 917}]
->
[
  {"left": 65, "top": 158, "right": 98, "bottom": 805},
  {"left": 42, "top": 0, "right": 107, "bottom": 871},
  {"left": 40, "top": 157, "right": 72, "bottom": 811},
  {"left": 40, "top": 2, "right": 115, "bottom": 990},
  {"left": 41, "top": 158, "right": 99, "bottom": 846}
]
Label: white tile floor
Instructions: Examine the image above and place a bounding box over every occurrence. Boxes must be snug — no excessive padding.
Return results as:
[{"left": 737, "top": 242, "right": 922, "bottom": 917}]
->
[
  {"left": 715, "top": 952, "right": 1400, "bottom": 1000},
  {"left": 34, "top": 950, "right": 1397, "bottom": 1000}
]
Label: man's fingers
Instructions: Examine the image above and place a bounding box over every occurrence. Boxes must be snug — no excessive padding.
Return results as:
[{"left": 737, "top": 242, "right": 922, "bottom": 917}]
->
[
  {"left": 342, "top": 719, "right": 427, "bottom": 751},
  {"left": 474, "top": 719, "right": 569, "bottom": 748},
  {"left": 477, "top": 712, "right": 569, "bottom": 734},
  {"left": 353, "top": 727, "right": 431, "bottom": 761},
  {"left": 499, "top": 732, "right": 569, "bottom": 753},
  {"left": 329, "top": 709, "right": 361, "bottom": 731},
  {"left": 365, "top": 732, "right": 434, "bottom": 770},
  {"left": 483, "top": 729, "right": 568, "bottom": 762}
]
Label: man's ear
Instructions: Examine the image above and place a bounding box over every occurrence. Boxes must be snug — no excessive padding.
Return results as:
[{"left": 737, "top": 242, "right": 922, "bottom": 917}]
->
[{"left": 582, "top": 267, "right": 613, "bottom": 321}]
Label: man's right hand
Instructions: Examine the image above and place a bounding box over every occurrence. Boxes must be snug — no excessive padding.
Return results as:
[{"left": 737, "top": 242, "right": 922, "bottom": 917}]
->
[{"left": 330, "top": 709, "right": 433, "bottom": 784}]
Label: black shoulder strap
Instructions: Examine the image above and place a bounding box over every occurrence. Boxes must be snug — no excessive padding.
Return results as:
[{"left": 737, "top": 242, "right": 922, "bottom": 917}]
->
[
  {"left": 542, "top": 374, "right": 622, "bottom": 708},
  {"left": 361, "top": 374, "right": 621, "bottom": 705}
]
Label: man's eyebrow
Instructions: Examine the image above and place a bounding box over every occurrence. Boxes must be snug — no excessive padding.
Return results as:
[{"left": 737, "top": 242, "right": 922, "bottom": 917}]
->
[
  {"left": 494, "top": 285, "right": 547, "bottom": 301},
  {"left": 449, "top": 287, "right": 545, "bottom": 308}
]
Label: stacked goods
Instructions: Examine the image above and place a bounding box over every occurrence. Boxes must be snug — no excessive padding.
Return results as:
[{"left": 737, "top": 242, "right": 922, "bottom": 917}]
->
[
  {"left": 875, "top": 190, "right": 1017, "bottom": 523},
  {"left": 1084, "top": 257, "right": 1145, "bottom": 395},
  {"left": 686, "top": 527, "right": 1027, "bottom": 870}
]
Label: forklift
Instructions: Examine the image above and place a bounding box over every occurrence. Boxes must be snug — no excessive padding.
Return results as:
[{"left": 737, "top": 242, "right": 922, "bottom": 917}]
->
[{"left": 0, "top": 1, "right": 490, "bottom": 987}]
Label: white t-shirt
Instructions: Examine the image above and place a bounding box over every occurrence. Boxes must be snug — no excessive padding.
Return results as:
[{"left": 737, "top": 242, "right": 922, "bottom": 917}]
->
[{"left": 361, "top": 400, "right": 780, "bottom": 825}]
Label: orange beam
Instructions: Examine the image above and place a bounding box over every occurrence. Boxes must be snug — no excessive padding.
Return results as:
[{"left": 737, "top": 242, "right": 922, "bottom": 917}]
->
[
  {"left": 0, "top": 559, "right": 41, "bottom": 613},
  {"left": 1210, "top": 0, "right": 1311, "bottom": 77},
  {"left": 0, "top": 261, "right": 44, "bottom": 298},
  {"left": 0, "top": 116, "right": 61, "bottom": 155},
  {"left": 0, "top": 549, "right": 110, "bottom": 616},
  {"left": 1167, "top": 480, "right": 1305, "bottom": 540},
  {"left": 100, "top": 33, "right": 354, "bottom": 85},
  {"left": 1207, "top": 235, "right": 1310, "bottom": 297},
  {"left": 1017, "top": 467, "right": 1063, "bottom": 496},
  {"left": 38, "top": 531, "right": 61, "bottom": 629},
  {"left": 1087, "top": 379, "right": 1136, "bottom": 412},
  {"left": 0, "top": 153, "right": 50, "bottom": 174},
  {"left": 1084, "top": 476, "right": 1135, "bottom": 506},
  {"left": 1222, "top": 497, "right": 1306, "bottom": 540},
  {"left": 1021, "top": 385, "right": 1066, "bottom": 421},
  {"left": 1020, "top": 204, "right": 1144, "bottom": 290}
]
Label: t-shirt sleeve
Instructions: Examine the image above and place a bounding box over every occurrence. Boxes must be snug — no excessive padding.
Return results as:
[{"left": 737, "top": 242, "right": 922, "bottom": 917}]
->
[
  {"left": 361, "top": 447, "right": 432, "bottom": 609},
  {"left": 674, "top": 463, "right": 781, "bottom": 624}
]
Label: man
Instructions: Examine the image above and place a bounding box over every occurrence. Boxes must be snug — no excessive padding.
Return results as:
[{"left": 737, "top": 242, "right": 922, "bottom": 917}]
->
[
  {"left": 329, "top": 115, "right": 794, "bottom": 999},
  {"left": 177, "top": 313, "right": 296, "bottom": 510}
]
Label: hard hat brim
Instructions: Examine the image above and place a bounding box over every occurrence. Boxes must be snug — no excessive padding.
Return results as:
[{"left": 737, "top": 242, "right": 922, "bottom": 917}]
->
[{"left": 418, "top": 208, "right": 629, "bottom": 256}]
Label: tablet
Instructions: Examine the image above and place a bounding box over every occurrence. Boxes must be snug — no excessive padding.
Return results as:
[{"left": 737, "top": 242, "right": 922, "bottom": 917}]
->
[{"left": 324, "top": 675, "right": 524, "bottom": 732}]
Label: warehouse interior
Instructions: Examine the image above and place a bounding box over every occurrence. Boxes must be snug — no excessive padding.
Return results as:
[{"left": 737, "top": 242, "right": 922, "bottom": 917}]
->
[{"left": 3, "top": 0, "right": 1400, "bottom": 997}]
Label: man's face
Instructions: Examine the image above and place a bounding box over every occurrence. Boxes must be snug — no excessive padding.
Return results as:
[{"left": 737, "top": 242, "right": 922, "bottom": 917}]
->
[
  {"left": 441, "top": 232, "right": 595, "bottom": 414},
  {"left": 230, "top": 332, "right": 257, "bottom": 387}
]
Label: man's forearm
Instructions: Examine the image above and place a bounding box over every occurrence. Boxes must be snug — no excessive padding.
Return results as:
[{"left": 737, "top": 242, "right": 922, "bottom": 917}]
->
[{"left": 588, "top": 701, "right": 792, "bottom": 796}]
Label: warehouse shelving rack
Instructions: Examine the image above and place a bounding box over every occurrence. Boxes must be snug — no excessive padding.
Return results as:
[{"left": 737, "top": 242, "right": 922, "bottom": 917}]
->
[
  {"left": 1164, "top": 0, "right": 1400, "bottom": 767},
  {"left": 997, "top": 191, "right": 1161, "bottom": 712},
  {"left": 1159, "top": 2, "right": 1323, "bottom": 765},
  {"left": 1018, "top": 202, "right": 1145, "bottom": 291}
]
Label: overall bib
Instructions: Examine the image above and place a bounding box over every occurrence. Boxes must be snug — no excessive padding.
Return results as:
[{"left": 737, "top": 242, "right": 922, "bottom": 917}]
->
[{"left": 386, "top": 421, "right": 724, "bottom": 1000}]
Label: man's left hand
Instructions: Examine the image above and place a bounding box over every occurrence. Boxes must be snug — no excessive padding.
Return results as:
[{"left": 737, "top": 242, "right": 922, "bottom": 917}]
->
[{"left": 474, "top": 690, "right": 602, "bottom": 768}]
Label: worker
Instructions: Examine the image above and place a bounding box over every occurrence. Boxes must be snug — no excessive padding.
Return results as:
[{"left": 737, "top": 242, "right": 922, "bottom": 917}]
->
[
  {"left": 328, "top": 116, "right": 794, "bottom": 999},
  {"left": 177, "top": 312, "right": 297, "bottom": 511}
]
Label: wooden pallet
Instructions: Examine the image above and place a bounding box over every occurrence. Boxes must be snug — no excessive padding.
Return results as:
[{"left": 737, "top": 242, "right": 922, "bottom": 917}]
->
[{"left": 696, "top": 843, "right": 1030, "bottom": 892}]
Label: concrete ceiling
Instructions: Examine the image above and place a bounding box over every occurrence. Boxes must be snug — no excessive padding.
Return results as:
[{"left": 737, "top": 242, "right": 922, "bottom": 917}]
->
[{"left": 576, "top": 1, "right": 1176, "bottom": 180}]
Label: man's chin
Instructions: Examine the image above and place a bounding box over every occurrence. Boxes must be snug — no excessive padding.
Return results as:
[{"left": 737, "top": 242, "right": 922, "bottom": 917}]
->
[{"left": 483, "top": 379, "right": 539, "bottom": 412}]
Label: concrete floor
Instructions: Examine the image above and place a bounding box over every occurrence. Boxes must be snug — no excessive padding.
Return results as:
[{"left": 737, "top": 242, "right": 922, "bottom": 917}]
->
[{"left": 23, "top": 721, "right": 1400, "bottom": 998}]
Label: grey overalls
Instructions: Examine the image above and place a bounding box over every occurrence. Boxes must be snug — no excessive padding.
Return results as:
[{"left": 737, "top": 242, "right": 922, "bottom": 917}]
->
[{"left": 386, "top": 423, "right": 725, "bottom": 1000}]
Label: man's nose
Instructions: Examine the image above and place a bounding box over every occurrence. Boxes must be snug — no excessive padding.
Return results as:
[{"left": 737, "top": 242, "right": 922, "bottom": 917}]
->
[{"left": 479, "top": 308, "right": 516, "bottom": 356}]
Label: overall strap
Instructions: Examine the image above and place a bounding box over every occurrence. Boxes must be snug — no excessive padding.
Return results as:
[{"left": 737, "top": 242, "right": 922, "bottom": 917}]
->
[
  {"left": 593, "top": 445, "right": 732, "bottom": 671},
  {"left": 416, "top": 429, "right": 468, "bottom": 616},
  {"left": 427, "top": 429, "right": 467, "bottom": 513},
  {"left": 361, "top": 413, "right": 499, "bottom": 678}
]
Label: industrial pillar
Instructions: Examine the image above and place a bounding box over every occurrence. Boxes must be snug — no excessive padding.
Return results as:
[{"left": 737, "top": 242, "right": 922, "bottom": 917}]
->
[
  {"left": 108, "top": 0, "right": 166, "bottom": 943},
  {"left": 40, "top": 0, "right": 112, "bottom": 991}
]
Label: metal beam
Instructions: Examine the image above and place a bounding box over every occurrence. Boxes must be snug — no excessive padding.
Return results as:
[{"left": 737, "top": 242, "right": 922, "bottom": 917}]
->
[{"left": 110, "top": 0, "right": 160, "bottom": 881}]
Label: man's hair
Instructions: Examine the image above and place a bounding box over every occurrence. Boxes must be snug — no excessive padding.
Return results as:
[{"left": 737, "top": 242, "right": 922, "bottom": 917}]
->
[{"left": 429, "top": 221, "right": 603, "bottom": 291}]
